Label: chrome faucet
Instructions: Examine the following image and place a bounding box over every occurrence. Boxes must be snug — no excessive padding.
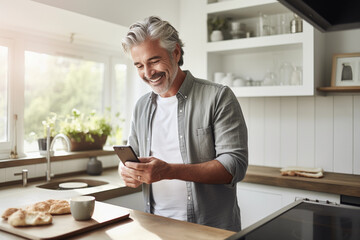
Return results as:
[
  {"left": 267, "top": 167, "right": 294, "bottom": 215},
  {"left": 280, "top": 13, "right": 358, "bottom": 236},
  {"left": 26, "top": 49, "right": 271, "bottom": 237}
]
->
[{"left": 45, "top": 129, "right": 71, "bottom": 182}]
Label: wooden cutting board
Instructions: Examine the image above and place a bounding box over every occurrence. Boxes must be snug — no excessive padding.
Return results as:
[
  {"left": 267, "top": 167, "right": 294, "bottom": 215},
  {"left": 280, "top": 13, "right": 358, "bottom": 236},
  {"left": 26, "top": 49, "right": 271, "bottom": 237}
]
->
[{"left": 0, "top": 201, "right": 130, "bottom": 240}]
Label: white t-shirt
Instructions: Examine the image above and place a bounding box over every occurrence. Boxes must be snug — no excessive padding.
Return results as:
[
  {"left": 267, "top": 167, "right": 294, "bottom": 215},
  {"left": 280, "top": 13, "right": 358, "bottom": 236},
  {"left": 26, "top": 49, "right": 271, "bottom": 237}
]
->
[{"left": 151, "top": 95, "right": 187, "bottom": 221}]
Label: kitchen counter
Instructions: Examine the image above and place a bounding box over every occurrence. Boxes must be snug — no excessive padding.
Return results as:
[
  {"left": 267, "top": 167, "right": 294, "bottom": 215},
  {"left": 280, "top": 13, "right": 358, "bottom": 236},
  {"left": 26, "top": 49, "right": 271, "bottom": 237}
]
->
[
  {"left": 0, "top": 168, "right": 234, "bottom": 240},
  {"left": 68, "top": 209, "right": 235, "bottom": 240},
  {"left": 1, "top": 165, "right": 359, "bottom": 239},
  {"left": 243, "top": 165, "right": 360, "bottom": 197},
  {"left": 0, "top": 167, "right": 138, "bottom": 207},
  {"left": 0, "top": 208, "right": 234, "bottom": 240}
]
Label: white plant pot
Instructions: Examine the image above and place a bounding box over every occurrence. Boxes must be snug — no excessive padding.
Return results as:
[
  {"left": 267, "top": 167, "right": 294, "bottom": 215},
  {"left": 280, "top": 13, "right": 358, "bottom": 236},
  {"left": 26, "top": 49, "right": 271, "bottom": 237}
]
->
[{"left": 210, "top": 30, "right": 223, "bottom": 42}]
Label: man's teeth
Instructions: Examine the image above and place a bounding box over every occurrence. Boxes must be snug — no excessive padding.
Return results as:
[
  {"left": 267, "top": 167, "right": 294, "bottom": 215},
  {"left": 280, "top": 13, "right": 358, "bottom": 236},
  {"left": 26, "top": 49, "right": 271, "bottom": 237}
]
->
[{"left": 149, "top": 75, "right": 162, "bottom": 83}]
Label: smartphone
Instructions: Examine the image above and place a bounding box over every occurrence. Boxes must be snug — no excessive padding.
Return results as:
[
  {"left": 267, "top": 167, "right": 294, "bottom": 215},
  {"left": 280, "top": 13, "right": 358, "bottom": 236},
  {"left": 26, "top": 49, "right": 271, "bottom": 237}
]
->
[{"left": 113, "top": 145, "right": 140, "bottom": 164}]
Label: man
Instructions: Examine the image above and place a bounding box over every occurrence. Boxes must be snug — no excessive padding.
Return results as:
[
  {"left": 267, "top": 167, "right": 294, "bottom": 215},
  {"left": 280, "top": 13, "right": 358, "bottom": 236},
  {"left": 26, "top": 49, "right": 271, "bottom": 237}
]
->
[{"left": 120, "top": 16, "right": 248, "bottom": 232}]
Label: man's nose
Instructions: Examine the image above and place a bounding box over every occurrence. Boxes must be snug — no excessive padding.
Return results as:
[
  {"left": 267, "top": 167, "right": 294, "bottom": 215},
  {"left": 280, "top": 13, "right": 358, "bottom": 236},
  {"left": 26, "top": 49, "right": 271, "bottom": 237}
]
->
[{"left": 144, "top": 65, "right": 155, "bottom": 79}]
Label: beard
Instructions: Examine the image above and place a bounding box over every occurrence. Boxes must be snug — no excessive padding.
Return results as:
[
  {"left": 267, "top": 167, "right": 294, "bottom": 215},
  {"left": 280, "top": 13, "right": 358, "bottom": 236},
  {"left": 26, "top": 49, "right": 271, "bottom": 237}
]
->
[{"left": 144, "top": 59, "right": 178, "bottom": 96}]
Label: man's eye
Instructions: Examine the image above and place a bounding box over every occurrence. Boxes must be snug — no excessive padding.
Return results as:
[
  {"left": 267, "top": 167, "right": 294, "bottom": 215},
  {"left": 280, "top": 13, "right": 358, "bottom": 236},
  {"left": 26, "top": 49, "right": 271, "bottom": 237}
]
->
[
  {"left": 136, "top": 65, "right": 143, "bottom": 69},
  {"left": 150, "top": 60, "right": 159, "bottom": 65}
]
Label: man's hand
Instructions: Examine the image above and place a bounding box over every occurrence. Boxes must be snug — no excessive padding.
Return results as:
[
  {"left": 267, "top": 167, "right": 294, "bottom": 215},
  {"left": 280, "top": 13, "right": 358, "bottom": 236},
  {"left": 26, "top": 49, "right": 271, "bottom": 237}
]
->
[
  {"left": 120, "top": 157, "right": 170, "bottom": 187},
  {"left": 120, "top": 157, "right": 232, "bottom": 188}
]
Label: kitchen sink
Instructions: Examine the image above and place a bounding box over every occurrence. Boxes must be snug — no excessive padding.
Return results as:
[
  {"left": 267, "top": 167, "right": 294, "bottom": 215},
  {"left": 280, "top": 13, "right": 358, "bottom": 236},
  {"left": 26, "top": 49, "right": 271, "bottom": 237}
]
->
[{"left": 37, "top": 178, "right": 108, "bottom": 190}]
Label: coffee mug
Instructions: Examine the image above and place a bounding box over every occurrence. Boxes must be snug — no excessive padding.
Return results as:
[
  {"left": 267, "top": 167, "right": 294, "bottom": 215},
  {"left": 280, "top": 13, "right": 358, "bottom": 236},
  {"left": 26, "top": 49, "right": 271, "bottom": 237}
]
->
[{"left": 70, "top": 196, "right": 95, "bottom": 221}]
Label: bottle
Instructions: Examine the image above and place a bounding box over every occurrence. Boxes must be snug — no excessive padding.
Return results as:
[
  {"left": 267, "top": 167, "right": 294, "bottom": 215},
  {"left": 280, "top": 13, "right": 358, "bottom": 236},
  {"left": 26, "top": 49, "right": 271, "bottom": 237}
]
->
[{"left": 290, "top": 14, "right": 303, "bottom": 33}]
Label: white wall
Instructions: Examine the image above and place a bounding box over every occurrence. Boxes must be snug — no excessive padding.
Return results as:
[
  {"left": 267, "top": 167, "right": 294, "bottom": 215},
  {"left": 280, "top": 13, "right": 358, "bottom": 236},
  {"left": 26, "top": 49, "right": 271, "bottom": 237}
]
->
[
  {"left": 239, "top": 95, "right": 360, "bottom": 174},
  {"left": 32, "top": 0, "right": 180, "bottom": 29},
  {"left": 0, "top": 0, "right": 128, "bottom": 49}
]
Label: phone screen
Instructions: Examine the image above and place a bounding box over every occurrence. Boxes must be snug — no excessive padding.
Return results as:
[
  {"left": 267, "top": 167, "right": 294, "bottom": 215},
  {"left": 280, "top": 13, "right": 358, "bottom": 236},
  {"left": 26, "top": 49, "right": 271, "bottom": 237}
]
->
[{"left": 113, "top": 145, "right": 140, "bottom": 164}]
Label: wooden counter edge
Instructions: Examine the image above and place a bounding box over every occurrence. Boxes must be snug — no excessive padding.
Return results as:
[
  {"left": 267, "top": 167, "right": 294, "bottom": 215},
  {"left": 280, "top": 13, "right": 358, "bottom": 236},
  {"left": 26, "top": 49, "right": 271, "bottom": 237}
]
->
[{"left": 243, "top": 165, "right": 360, "bottom": 197}]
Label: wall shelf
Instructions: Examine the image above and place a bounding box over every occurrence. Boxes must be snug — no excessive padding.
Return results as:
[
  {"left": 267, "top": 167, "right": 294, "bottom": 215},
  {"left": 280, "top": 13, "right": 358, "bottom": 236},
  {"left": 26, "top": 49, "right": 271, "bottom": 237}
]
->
[
  {"left": 206, "top": 0, "right": 324, "bottom": 97},
  {"left": 317, "top": 86, "right": 360, "bottom": 92}
]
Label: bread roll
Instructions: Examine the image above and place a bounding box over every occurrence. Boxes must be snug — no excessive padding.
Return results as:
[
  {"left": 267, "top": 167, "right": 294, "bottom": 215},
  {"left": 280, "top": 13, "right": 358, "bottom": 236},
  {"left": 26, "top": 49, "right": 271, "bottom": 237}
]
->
[
  {"left": 26, "top": 201, "right": 50, "bottom": 213},
  {"left": 46, "top": 199, "right": 70, "bottom": 215},
  {"left": 2, "top": 208, "right": 19, "bottom": 220},
  {"left": 280, "top": 166, "right": 324, "bottom": 178},
  {"left": 7, "top": 209, "right": 52, "bottom": 227}
]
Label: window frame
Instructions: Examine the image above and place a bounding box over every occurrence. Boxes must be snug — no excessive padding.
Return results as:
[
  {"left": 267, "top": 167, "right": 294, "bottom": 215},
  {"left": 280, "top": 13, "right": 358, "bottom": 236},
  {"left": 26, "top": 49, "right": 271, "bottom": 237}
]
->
[
  {"left": 0, "top": 36, "right": 14, "bottom": 159},
  {"left": 0, "top": 29, "right": 129, "bottom": 159}
]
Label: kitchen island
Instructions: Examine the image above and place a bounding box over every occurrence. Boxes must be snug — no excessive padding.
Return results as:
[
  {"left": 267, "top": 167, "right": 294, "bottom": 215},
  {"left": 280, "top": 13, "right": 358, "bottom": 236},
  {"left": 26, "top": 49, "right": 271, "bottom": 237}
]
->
[{"left": 0, "top": 168, "right": 235, "bottom": 240}]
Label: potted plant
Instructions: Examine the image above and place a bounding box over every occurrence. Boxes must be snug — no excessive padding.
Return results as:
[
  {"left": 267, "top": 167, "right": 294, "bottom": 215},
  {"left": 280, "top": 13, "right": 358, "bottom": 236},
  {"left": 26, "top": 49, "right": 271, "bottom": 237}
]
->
[
  {"left": 37, "top": 112, "right": 57, "bottom": 152},
  {"left": 59, "top": 108, "right": 112, "bottom": 151},
  {"left": 207, "top": 16, "right": 230, "bottom": 41}
]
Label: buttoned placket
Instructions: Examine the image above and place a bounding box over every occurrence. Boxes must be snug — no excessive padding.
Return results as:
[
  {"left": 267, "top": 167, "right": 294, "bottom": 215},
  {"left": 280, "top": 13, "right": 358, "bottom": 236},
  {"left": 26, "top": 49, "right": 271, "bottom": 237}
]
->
[
  {"left": 145, "top": 97, "right": 157, "bottom": 212},
  {"left": 176, "top": 93, "right": 195, "bottom": 223}
]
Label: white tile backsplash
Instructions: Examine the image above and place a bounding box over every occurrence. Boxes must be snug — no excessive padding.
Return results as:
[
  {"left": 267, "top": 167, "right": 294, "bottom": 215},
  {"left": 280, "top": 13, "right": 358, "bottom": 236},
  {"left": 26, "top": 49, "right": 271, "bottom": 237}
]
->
[
  {"left": 0, "top": 169, "right": 5, "bottom": 183},
  {"left": 5, "top": 165, "right": 36, "bottom": 182},
  {"left": 64, "top": 158, "right": 88, "bottom": 174},
  {"left": 51, "top": 161, "right": 64, "bottom": 175},
  {"left": 99, "top": 155, "right": 119, "bottom": 168},
  {"left": 2, "top": 154, "right": 119, "bottom": 184},
  {"left": 35, "top": 163, "right": 47, "bottom": 178}
]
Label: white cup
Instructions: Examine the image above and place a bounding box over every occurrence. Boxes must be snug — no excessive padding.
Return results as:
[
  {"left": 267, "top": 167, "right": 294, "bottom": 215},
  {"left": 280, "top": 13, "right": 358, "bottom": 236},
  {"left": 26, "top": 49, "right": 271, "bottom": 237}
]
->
[
  {"left": 214, "top": 72, "right": 225, "bottom": 84},
  {"left": 70, "top": 196, "right": 95, "bottom": 221}
]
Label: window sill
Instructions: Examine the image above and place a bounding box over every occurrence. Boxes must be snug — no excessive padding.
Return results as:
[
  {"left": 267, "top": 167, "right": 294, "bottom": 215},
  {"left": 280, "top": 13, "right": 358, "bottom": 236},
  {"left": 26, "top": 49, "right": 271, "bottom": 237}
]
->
[{"left": 0, "top": 148, "right": 116, "bottom": 169}]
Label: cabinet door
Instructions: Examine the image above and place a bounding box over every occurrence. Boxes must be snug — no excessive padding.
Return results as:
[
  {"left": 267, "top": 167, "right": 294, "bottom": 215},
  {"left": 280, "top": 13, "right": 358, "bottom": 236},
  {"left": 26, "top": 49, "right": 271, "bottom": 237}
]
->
[
  {"left": 237, "top": 184, "right": 283, "bottom": 228},
  {"left": 102, "top": 192, "right": 144, "bottom": 211},
  {"left": 237, "top": 182, "right": 340, "bottom": 229}
]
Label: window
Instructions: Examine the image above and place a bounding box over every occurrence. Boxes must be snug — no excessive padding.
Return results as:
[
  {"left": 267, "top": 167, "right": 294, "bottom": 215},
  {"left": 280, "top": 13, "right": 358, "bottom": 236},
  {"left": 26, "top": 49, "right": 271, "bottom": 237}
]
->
[
  {"left": 0, "top": 31, "right": 128, "bottom": 159},
  {"left": 0, "top": 45, "right": 8, "bottom": 143},
  {"left": 24, "top": 51, "right": 105, "bottom": 152},
  {"left": 0, "top": 39, "right": 11, "bottom": 159},
  {"left": 109, "top": 63, "right": 127, "bottom": 145}
]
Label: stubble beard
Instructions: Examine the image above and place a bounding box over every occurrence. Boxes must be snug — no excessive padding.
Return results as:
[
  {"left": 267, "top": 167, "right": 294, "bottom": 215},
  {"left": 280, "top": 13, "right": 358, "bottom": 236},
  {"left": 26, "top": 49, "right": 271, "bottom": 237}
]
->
[{"left": 150, "top": 61, "right": 178, "bottom": 96}]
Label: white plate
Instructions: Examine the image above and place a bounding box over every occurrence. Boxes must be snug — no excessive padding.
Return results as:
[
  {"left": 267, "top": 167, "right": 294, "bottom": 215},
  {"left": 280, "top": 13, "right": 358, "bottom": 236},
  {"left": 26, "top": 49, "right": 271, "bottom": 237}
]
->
[{"left": 59, "top": 182, "right": 88, "bottom": 189}]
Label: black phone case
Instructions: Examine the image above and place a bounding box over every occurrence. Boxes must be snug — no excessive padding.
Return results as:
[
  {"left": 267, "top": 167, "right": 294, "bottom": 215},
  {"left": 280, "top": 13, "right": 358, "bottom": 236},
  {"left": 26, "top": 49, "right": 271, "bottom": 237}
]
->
[{"left": 113, "top": 145, "right": 140, "bottom": 163}]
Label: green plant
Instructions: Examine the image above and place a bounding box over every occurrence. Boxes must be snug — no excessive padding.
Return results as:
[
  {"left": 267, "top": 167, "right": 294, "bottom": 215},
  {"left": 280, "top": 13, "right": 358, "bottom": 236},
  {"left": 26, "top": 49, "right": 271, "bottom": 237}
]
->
[
  {"left": 207, "top": 16, "right": 230, "bottom": 33},
  {"left": 60, "top": 108, "right": 112, "bottom": 143},
  {"left": 41, "top": 112, "right": 58, "bottom": 138}
]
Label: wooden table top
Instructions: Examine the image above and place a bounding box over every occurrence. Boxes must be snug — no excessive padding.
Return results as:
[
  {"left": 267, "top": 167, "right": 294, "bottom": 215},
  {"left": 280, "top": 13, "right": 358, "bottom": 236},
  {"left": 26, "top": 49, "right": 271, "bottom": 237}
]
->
[{"left": 68, "top": 209, "right": 235, "bottom": 240}]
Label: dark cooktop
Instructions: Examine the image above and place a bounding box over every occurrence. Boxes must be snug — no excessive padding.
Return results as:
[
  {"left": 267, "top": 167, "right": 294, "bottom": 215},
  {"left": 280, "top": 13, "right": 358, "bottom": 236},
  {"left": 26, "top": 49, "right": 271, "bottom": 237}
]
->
[{"left": 227, "top": 200, "right": 360, "bottom": 240}]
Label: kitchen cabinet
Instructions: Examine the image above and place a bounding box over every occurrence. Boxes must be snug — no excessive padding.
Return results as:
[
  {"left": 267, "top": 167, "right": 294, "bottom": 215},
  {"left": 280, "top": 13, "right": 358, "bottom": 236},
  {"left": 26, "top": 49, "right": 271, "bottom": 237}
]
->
[
  {"left": 102, "top": 191, "right": 144, "bottom": 211},
  {"left": 206, "top": 0, "right": 325, "bottom": 97},
  {"left": 237, "top": 182, "right": 340, "bottom": 228}
]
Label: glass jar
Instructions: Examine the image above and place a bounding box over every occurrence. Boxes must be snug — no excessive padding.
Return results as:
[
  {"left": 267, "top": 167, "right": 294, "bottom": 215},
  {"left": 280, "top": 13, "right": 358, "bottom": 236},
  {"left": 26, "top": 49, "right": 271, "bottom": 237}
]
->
[
  {"left": 279, "top": 62, "right": 294, "bottom": 86},
  {"left": 290, "top": 66, "right": 303, "bottom": 85}
]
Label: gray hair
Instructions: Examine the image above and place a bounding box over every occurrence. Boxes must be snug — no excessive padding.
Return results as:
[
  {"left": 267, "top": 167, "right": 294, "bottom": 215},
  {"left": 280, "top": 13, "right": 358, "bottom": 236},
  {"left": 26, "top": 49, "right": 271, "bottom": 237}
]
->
[{"left": 122, "top": 16, "right": 184, "bottom": 66}]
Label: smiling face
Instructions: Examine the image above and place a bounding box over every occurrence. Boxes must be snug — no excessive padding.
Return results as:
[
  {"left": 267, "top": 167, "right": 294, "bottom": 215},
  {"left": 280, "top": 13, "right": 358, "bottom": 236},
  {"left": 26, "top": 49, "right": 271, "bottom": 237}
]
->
[{"left": 130, "top": 38, "right": 184, "bottom": 97}]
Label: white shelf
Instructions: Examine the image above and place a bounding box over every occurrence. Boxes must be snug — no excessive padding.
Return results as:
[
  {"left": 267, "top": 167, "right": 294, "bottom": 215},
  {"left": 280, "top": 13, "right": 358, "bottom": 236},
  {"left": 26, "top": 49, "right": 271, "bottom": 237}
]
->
[
  {"left": 205, "top": 0, "right": 323, "bottom": 97},
  {"left": 231, "top": 85, "right": 314, "bottom": 97},
  {"left": 207, "top": 0, "right": 281, "bottom": 15},
  {"left": 206, "top": 32, "right": 304, "bottom": 53}
]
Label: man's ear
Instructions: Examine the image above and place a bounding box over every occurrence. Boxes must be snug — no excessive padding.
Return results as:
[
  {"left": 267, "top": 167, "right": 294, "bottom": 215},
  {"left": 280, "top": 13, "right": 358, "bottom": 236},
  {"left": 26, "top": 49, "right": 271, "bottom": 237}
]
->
[{"left": 173, "top": 43, "right": 181, "bottom": 64}]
